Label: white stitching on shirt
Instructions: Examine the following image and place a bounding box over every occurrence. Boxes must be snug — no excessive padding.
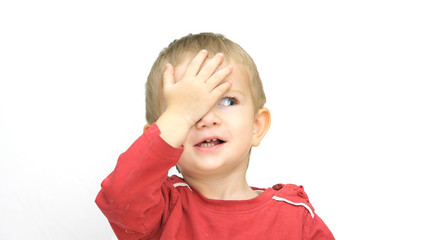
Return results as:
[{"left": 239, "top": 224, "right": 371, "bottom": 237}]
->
[
  {"left": 272, "top": 196, "right": 314, "bottom": 218},
  {"left": 173, "top": 182, "right": 193, "bottom": 191}
]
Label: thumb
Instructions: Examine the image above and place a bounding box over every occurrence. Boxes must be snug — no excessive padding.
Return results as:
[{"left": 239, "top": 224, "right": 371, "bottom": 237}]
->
[{"left": 163, "top": 63, "right": 175, "bottom": 88}]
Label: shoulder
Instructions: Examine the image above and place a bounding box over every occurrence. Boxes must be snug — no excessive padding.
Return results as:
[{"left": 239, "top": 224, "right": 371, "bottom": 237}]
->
[
  {"left": 270, "top": 183, "right": 315, "bottom": 218},
  {"left": 166, "top": 175, "right": 188, "bottom": 185},
  {"left": 164, "top": 175, "right": 193, "bottom": 191},
  {"left": 270, "top": 184, "right": 335, "bottom": 239}
]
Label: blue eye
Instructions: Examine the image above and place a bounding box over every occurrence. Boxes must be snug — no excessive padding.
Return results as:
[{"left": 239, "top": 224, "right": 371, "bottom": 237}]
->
[{"left": 219, "top": 97, "right": 237, "bottom": 106}]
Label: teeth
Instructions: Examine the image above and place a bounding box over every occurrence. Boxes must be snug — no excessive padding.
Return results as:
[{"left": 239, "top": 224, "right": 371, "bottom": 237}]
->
[
  {"left": 198, "top": 138, "right": 222, "bottom": 148},
  {"left": 200, "top": 143, "right": 215, "bottom": 148}
]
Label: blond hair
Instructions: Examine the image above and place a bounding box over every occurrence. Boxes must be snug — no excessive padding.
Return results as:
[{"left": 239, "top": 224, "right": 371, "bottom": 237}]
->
[{"left": 145, "top": 32, "right": 266, "bottom": 124}]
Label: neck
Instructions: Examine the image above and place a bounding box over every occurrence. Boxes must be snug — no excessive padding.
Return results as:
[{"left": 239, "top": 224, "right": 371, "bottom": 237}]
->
[{"left": 182, "top": 168, "right": 257, "bottom": 200}]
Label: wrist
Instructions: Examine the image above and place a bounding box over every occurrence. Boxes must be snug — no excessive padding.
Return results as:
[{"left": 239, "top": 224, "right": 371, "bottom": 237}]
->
[{"left": 156, "top": 109, "right": 193, "bottom": 148}]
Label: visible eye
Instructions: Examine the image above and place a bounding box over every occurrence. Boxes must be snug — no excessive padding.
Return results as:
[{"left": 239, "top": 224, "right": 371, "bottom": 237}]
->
[{"left": 219, "top": 97, "right": 237, "bottom": 106}]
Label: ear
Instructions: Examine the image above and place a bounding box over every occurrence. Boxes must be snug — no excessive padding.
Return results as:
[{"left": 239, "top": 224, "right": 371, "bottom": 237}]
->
[
  {"left": 143, "top": 124, "right": 151, "bottom": 132},
  {"left": 252, "top": 108, "right": 271, "bottom": 147}
]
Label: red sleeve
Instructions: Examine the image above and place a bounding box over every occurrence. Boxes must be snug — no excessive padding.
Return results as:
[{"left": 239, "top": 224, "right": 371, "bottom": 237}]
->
[
  {"left": 304, "top": 213, "right": 335, "bottom": 240},
  {"left": 95, "top": 123, "right": 183, "bottom": 239}
]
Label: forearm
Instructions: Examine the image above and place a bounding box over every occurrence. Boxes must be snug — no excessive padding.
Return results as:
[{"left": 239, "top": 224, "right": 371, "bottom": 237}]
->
[{"left": 95, "top": 123, "right": 183, "bottom": 235}]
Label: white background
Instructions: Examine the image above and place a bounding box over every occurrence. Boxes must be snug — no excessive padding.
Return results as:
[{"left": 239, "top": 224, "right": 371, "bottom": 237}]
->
[{"left": 1, "top": 1, "right": 426, "bottom": 239}]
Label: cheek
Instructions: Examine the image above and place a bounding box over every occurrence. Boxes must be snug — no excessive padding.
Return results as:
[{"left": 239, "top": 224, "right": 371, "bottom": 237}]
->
[{"left": 224, "top": 111, "right": 255, "bottom": 135}]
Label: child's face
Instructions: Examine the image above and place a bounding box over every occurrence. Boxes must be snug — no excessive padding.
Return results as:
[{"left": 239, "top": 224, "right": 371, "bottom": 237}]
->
[{"left": 168, "top": 56, "right": 268, "bottom": 178}]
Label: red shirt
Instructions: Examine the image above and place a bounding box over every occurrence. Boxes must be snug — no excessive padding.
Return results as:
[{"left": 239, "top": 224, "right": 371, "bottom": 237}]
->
[{"left": 95, "top": 124, "right": 334, "bottom": 240}]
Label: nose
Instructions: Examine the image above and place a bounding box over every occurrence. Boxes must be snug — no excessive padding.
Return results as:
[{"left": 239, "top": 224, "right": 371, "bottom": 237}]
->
[{"left": 195, "top": 108, "right": 221, "bottom": 129}]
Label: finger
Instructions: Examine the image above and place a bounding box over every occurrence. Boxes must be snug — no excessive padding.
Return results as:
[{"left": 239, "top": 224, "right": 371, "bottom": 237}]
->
[
  {"left": 206, "top": 65, "right": 233, "bottom": 89},
  {"left": 184, "top": 49, "right": 208, "bottom": 77},
  {"left": 163, "top": 63, "right": 175, "bottom": 88},
  {"left": 210, "top": 80, "right": 233, "bottom": 100},
  {"left": 197, "top": 52, "right": 225, "bottom": 81}
]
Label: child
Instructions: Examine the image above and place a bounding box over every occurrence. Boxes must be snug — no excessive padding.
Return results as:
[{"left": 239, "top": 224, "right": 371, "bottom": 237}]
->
[{"left": 96, "top": 32, "right": 334, "bottom": 240}]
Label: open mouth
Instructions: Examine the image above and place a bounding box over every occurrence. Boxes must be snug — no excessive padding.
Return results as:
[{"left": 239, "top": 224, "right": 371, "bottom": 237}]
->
[{"left": 195, "top": 138, "right": 225, "bottom": 148}]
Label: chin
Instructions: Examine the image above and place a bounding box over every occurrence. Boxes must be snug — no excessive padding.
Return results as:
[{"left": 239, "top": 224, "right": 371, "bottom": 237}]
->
[
  {"left": 193, "top": 162, "right": 226, "bottom": 174},
  {"left": 178, "top": 162, "right": 225, "bottom": 177}
]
